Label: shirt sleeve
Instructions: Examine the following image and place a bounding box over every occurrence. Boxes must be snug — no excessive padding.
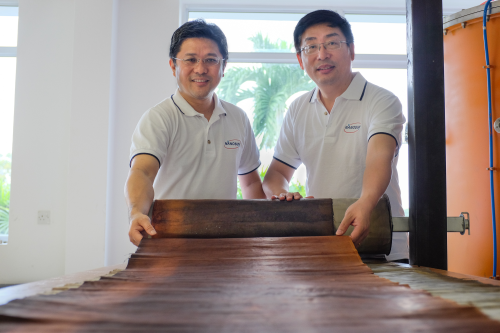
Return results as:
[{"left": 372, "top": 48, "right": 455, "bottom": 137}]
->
[
  {"left": 367, "top": 89, "right": 406, "bottom": 155},
  {"left": 273, "top": 104, "right": 302, "bottom": 169},
  {"left": 129, "top": 107, "right": 170, "bottom": 167},
  {"left": 237, "top": 113, "right": 261, "bottom": 175}
]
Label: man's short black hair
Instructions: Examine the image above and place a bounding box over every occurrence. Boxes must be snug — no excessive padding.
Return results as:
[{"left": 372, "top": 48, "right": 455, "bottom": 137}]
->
[
  {"left": 169, "top": 19, "right": 228, "bottom": 64},
  {"left": 293, "top": 10, "right": 354, "bottom": 54}
]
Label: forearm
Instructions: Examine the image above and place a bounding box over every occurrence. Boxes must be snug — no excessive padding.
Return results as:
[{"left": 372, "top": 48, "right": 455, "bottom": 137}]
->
[
  {"left": 359, "top": 150, "right": 393, "bottom": 210},
  {"left": 262, "top": 169, "right": 290, "bottom": 198},
  {"left": 336, "top": 135, "right": 396, "bottom": 244},
  {"left": 239, "top": 170, "right": 266, "bottom": 199},
  {"left": 240, "top": 180, "right": 266, "bottom": 199},
  {"left": 125, "top": 169, "right": 155, "bottom": 218}
]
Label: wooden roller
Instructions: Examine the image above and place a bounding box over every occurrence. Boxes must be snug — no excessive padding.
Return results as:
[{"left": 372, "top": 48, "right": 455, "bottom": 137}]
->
[{"left": 145, "top": 194, "right": 393, "bottom": 255}]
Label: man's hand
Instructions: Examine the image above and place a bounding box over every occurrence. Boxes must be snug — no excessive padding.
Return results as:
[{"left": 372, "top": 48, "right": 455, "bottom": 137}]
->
[
  {"left": 263, "top": 159, "right": 314, "bottom": 200},
  {"left": 128, "top": 213, "right": 157, "bottom": 246},
  {"left": 336, "top": 134, "right": 397, "bottom": 247},
  {"left": 335, "top": 199, "right": 372, "bottom": 247},
  {"left": 271, "top": 192, "right": 314, "bottom": 201},
  {"left": 125, "top": 154, "right": 160, "bottom": 246}
]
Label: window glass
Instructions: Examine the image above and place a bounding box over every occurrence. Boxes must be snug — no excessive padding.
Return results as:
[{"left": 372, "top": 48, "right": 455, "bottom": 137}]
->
[
  {"left": 217, "top": 62, "right": 312, "bottom": 197},
  {"left": 189, "top": 12, "right": 302, "bottom": 53},
  {"left": 0, "top": 6, "right": 18, "bottom": 46},
  {"left": 0, "top": 6, "right": 18, "bottom": 239},
  {"left": 346, "top": 15, "right": 406, "bottom": 54},
  {"left": 189, "top": 12, "right": 406, "bottom": 55}
]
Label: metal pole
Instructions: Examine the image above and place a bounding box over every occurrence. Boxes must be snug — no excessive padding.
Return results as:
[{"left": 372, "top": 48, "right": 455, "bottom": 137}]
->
[{"left": 406, "top": 0, "right": 448, "bottom": 269}]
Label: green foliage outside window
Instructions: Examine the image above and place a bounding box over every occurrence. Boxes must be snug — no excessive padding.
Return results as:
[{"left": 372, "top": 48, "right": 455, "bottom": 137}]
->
[
  {"left": 222, "top": 34, "right": 311, "bottom": 199},
  {"left": 0, "top": 154, "right": 11, "bottom": 234}
]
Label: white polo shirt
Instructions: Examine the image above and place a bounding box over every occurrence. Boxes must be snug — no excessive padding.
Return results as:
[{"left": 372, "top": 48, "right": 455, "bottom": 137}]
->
[
  {"left": 130, "top": 90, "right": 261, "bottom": 200},
  {"left": 274, "top": 72, "right": 407, "bottom": 259}
]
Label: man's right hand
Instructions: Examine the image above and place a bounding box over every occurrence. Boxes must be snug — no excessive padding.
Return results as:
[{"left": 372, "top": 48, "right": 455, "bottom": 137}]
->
[
  {"left": 125, "top": 154, "right": 160, "bottom": 246},
  {"left": 128, "top": 213, "right": 157, "bottom": 246}
]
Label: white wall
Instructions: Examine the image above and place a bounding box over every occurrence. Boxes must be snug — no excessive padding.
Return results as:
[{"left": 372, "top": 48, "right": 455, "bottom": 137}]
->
[
  {"left": 0, "top": 0, "right": 482, "bottom": 284},
  {"left": 0, "top": 0, "right": 178, "bottom": 284},
  {"left": 0, "top": 0, "right": 76, "bottom": 284},
  {"left": 105, "top": 0, "right": 178, "bottom": 266},
  {"left": 63, "top": 0, "right": 114, "bottom": 275},
  {"left": 1, "top": 0, "right": 116, "bottom": 283}
]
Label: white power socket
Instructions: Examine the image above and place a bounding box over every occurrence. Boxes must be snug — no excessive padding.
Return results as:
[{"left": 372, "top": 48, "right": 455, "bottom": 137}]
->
[{"left": 38, "top": 210, "right": 50, "bottom": 225}]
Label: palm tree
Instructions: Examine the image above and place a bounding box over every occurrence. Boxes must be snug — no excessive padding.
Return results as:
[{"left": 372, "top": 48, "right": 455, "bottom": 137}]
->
[{"left": 217, "top": 34, "right": 315, "bottom": 150}]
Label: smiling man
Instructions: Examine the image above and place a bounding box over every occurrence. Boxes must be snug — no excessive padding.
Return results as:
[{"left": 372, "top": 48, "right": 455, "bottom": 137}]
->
[
  {"left": 262, "top": 10, "right": 407, "bottom": 260},
  {"left": 125, "top": 19, "right": 265, "bottom": 246}
]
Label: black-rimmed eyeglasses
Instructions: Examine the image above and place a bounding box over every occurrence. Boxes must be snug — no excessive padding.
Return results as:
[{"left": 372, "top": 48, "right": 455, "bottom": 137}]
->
[
  {"left": 300, "top": 40, "right": 349, "bottom": 55},
  {"left": 173, "top": 57, "right": 225, "bottom": 67}
]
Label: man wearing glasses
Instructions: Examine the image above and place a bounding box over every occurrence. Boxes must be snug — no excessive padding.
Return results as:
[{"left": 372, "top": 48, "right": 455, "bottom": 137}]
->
[
  {"left": 263, "top": 10, "right": 407, "bottom": 260},
  {"left": 126, "top": 19, "right": 265, "bottom": 246}
]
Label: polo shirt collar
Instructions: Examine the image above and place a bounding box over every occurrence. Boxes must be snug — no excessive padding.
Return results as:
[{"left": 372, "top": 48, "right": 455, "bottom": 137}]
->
[
  {"left": 309, "top": 72, "right": 368, "bottom": 103},
  {"left": 171, "top": 89, "right": 227, "bottom": 118}
]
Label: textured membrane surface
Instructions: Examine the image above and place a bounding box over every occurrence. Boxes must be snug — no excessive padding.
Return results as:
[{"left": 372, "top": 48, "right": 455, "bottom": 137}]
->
[{"left": 1, "top": 236, "right": 500, "bottom": 332}]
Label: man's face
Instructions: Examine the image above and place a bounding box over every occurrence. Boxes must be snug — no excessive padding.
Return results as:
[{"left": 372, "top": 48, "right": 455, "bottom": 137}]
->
[
  {"left": 169, "top": 37, "right": 225, "bottom": 102},
  {"left": 296, "top": 24, "right": 355, "bottom": 88}
]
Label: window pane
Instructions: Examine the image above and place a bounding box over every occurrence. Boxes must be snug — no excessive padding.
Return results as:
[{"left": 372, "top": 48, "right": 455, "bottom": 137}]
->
[
  {"left": 0, "top": 6, "right": 19, "bottom": 47},
  {"left": 346, "top": 14, "right": 406, "bottom": 54},
  {"left": 217, "top": 62, "right": 312, "bottom": 196},
  {"left": 189, "top": 12, "right": 303, "bottom": 53},
  {"left": 0, "top": 6, "right": 18, "bottom": 240},
  {"left": 188, "top": 12, "right": 406, "bottom": 55},
  {"left": 0, "top": 57, "right": 15, "bottom": 237}
]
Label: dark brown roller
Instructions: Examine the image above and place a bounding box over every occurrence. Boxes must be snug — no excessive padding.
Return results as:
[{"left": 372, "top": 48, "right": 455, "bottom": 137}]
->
[
  {"left": 146, "top": 198, "right": 335, "bottom": 238},
  {"left": 145, "top": 196, "right": 393, "bottom": 255},
  {"left": 332, "top": 194, "right": 393, "bottom": 255}
]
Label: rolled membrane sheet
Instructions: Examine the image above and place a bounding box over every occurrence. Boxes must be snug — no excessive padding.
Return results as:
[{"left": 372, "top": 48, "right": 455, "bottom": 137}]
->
[
  {"left": 1, "top": 236, "right": 500, "bottom": 332},
  {"left": 146, "top": 195, "right": 392, "bottom": 255}
]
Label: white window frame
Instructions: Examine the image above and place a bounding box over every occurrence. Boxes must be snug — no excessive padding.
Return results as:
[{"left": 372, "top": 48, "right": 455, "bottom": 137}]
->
[
  {"left": 0, "top": 1, "right": 18, "bottom": 57},
  {"left": 0, "top": 47, "right": 16, "bottom": 57},
  {"left": 182, "top": 5, "right": 407, "bottom": 69}
]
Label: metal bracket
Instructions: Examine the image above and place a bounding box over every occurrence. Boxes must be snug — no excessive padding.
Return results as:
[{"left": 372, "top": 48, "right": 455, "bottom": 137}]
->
[
  {"left": 494, "top": 118, "right": 500, "bottom": 133},
  {"left": 460, "top": 212, "right": 470, "bottom": 235},
  {"left": 393, "top": 212, "right": 470, "bottom": 235}
]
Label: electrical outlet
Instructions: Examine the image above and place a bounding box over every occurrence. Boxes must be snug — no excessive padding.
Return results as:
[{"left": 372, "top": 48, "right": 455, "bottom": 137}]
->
[{"left": 38, "top": 210, "right": 50, "bottom": 225}]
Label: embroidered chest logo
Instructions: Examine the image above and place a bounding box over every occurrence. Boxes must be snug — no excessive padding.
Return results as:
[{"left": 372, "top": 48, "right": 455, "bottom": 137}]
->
[
  {"left": 344, "top": 122, "right": 362, "bottom": 133},
  {"left": 224, "top": 139, "right": 241, "bottom": 149}
]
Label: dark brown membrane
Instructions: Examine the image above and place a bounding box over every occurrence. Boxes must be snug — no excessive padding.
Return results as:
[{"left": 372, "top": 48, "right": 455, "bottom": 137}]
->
[{"left": 1, "top": 236, "right": 499, "bottom": 332}]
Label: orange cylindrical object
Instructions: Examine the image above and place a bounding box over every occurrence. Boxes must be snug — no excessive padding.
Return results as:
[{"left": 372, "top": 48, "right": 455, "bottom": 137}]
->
[{"left": 444, "top": 13, "right": 500, "bottom": 278}]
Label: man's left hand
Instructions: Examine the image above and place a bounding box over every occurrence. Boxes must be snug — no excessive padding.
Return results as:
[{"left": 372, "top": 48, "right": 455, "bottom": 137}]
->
[
  {"left": 271, "top": 192, "right": 314, "bottom": 201},
  {"left": 335, "top": 199, "right": 373, "bottom": 247}
]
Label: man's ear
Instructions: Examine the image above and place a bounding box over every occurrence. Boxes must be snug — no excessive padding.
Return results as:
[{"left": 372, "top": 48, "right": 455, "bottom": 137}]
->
[
  {"left": 349, "top": 43, "right": 355, "bottom": 61},
  {"left": 296, "top": 53, "right": 305, "bottom": 70},
  {"left": 222, "top": 61, "right": 227, "bottom": 76},
  {"left": 169, "top": 58, "right": 177, "bottom": 77}
]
